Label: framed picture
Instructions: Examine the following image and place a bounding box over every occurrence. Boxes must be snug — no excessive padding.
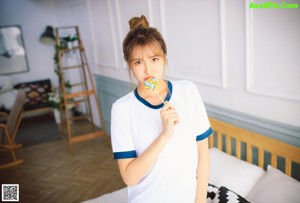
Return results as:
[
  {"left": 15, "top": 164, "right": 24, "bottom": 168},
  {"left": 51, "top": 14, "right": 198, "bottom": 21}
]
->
[{"left": 0, "top": 25, "right": 29, "bottom": 75}]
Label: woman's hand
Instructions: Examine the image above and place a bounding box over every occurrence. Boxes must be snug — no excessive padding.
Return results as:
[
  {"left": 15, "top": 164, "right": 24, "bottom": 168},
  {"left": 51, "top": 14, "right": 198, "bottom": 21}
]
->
[{"left": 160, "top": 101, "right": 180, "bottom": 139}]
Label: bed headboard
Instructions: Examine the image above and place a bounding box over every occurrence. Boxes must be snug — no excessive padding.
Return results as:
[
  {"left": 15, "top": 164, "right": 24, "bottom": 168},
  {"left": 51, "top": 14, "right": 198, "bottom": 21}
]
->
[{"left": 208, "top": 117, "right": 300, "bottom": 179}]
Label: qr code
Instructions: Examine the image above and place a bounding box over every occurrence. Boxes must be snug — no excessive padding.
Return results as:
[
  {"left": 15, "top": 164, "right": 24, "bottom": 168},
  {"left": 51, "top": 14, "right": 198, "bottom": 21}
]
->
[{"left": 2, "top": 184, "right": 19, "bottom": 202}]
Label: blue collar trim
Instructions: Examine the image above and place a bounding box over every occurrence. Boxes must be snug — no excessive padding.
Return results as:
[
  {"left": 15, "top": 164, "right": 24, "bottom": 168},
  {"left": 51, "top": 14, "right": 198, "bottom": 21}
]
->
[{"left": 134, "top": 81, "right": 173, "bottom": 109}]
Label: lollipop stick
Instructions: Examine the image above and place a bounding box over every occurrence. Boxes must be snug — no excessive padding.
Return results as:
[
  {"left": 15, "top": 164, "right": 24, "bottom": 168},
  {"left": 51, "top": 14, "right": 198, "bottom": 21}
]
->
[{"left": 154, "top": 89, "right": 165, "bottom": 104}]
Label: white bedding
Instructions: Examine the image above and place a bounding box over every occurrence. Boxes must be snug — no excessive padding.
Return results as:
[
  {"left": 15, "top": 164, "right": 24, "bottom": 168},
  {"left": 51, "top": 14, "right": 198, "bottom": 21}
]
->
[
  {"left": 82, "top": 148, "right": 300, "bottom": 203},
  {"left": 208, "top": 148, "right": 265, "bottom": 197}
]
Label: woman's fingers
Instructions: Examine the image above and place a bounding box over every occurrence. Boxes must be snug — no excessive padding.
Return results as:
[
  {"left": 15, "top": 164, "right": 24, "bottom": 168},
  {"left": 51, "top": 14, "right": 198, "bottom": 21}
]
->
[
  {"left": 160, "top": 102, "right": 180, "bottom": 138},
  {"left": 161, "top": 102, "right": 180, "bottom": 125},
  {"left": 166, "top": 116, "right": 180, "bottom": 125},
  {"left": 161, "top": 101, "right": 174, "bottom": 111}
]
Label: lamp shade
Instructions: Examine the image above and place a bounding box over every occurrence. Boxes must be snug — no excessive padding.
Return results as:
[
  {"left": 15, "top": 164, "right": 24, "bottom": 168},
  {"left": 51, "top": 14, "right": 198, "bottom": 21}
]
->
[{"left": 40, "top": 26, "right": 56, "bottom": 45}]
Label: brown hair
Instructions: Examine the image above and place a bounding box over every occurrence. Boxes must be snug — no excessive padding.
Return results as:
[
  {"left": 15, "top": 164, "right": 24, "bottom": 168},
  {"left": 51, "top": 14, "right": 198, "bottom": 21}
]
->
[{"left": 123, "top": 15, "right": 167, "bottom": 62}]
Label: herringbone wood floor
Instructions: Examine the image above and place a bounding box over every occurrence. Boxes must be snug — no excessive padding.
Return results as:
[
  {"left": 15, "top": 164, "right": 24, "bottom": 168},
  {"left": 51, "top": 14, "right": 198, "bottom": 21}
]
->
[{"left": 0, "top": 121, "right": 125, "bottom": 203}]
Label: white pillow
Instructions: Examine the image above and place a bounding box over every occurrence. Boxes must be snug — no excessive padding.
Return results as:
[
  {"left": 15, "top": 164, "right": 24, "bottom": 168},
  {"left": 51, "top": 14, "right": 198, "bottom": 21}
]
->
[
  {"left": 247, "top": 165, "right": 300, "bottom": 202},
  {"left": 209, "top": 148, "right": 266, "bottom": 197}
]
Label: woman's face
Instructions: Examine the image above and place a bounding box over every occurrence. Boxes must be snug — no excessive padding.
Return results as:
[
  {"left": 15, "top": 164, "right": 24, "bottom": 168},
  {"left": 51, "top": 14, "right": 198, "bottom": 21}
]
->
[{"left": 128, "top": 45, "right": 165, "bottom": 87}]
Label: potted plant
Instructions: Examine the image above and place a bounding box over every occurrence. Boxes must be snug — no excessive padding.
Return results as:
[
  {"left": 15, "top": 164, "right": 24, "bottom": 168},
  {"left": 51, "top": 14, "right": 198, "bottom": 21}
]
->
[
  {"left": 50, "top": 37, "right": 82, "bottom": 124},
  {"left": 48, "top": 89, "right": 61, "bottom": 123},
  {"left": 48, "top": 88, "right": 77, "bottom": 124}
]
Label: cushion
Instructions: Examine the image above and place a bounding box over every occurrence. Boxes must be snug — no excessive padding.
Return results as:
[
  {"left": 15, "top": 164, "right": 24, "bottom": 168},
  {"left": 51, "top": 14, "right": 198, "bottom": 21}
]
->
[
  {"left": 207, "top": 183, "right": 219, "bottom": 203},
  {"left": 247, "top": 165, "right": 300, "bottom": 203},
  {"left": 14, "top": 79, "right": 52, "bottom": 110},
  {"left": 209, "top": 148, "right": 266, "bottom": 197},
  {"left": 213, "top": 186, "right": 250, "bottom": 203}
]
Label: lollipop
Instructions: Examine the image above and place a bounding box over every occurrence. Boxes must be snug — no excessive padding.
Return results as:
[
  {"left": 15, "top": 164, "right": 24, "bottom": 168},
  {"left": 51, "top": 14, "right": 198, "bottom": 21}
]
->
[
  {"left": 144, "top": 77, "right": 158, "bottom": 91},
  {"left": 144, "top": 77, "right": 165, "bottom": 104}
]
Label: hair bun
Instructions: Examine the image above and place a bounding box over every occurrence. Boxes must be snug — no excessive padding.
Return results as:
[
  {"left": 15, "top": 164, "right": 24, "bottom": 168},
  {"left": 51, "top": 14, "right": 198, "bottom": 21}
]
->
[{"left": 129, "top": 15, "right": 149, "bottom": 30}]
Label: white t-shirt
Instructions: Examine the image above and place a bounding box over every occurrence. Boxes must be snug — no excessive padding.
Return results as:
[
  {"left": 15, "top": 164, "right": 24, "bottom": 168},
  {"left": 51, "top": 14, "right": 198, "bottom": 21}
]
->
[{"left": 111, "top": 80, "right": 212, "bottom": 203}]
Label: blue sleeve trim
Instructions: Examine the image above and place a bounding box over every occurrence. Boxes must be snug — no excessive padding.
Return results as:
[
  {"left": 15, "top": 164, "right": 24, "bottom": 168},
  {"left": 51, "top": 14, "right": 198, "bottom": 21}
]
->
[
  {"left": 196, "top": 127, "right": 213, "bottom": 141},
  {"left": 113, "top": 150, "right": 137, "bottom": 159}
]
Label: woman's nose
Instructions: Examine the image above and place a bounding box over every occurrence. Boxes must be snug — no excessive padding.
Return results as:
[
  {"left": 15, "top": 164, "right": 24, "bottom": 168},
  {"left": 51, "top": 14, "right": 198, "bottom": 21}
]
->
[{"left": 144, "top": 62, "right": 151, "bottom": 75}]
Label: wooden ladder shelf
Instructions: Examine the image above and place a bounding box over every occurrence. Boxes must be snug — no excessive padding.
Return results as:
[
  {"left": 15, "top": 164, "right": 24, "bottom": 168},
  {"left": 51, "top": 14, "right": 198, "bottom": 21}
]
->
[{"left": 55, "top": 26, "right": 108, "bottom": 154}]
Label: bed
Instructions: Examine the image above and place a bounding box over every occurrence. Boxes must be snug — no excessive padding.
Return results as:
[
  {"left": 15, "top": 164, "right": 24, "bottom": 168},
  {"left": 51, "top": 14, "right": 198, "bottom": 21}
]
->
[{"left": 82, "top": 117, "right": 300, "bottom": 203}]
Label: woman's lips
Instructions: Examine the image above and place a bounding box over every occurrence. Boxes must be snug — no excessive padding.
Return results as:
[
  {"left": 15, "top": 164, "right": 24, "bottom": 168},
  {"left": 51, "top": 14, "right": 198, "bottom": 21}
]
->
[{"left": 144, "top": 76, "right": 153, "bottom": 81}]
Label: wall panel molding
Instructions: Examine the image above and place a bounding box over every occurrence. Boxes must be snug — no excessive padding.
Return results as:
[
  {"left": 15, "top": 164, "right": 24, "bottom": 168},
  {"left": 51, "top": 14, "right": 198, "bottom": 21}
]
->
[
  {"left": 206, "top": 103, "right": 300, "bottom": 148},
  {"left": 147, "top": 0, "right": 154, "bottom": 25},
  {"left": 219, "top": 0, "right": 227, "bottom": 88},
  {"left": 159, "top": 0, "right": 226, "bottom": 88},
  {"left": 159, "top": 0, "right": 168, "bottom": 42},
  {"left": 94, "top": 75, "right": 300, "bottom": 148},
  {"left": 115, "top": 0, "right": 153, "bottom": 69},
  {"left": 245, "top": 0, "right": 300, "bottom": 102},
  {"left": 87, "top": 0, "right": 119, "bottom": 69},
  {"left": 106, "top": 0, "right": 120, "bottom": 69},
  {"left": 114, "top": 0, "right": 125, "bottom": 69}
]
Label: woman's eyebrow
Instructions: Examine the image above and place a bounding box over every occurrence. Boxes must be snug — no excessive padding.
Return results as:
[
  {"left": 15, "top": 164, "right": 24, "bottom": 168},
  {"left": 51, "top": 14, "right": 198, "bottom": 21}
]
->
[
  {"left": 150, "top": 55, "right": 160, "bottom": 58},
  {"left": 129, "top": 58, "right": 142, "bottom": 62},
  {"left": 145, "top": 54, "right": 161, "bottom": 59},
  {"left": 129, "top": 54, "right": 160, "bottom": 62}
]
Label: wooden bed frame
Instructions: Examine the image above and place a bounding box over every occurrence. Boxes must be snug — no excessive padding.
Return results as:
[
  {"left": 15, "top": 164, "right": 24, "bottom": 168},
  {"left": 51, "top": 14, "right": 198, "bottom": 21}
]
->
[
  {"left": 208, "top": 117, "right": 300, "bottom": 178},
  {"left": 81, "top": 117, "right": 300, "bottom": 203}
]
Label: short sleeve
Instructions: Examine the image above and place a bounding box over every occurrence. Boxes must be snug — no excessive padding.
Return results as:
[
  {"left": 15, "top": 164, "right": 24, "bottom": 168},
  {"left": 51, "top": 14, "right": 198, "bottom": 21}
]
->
[
  {"left": 111, "top": 102, "right": 137, "bottom": 159},
  {"left": 190, "top": 83, "right": 212, "bottom": 141}
]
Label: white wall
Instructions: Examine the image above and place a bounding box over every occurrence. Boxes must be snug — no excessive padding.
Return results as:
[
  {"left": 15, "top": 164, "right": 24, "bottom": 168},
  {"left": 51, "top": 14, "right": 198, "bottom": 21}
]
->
[
  {"left": 1, "top": 0, "right": 299, "bottom": 127},
  {"left": 0, "top": 0, "right": 58, "bottom": 86},
  {"left": 88, "top": 0, "right": 300, "bottom": 127},
  {"left": 0, "top": 0, "right": 101, "bottom": 125}
]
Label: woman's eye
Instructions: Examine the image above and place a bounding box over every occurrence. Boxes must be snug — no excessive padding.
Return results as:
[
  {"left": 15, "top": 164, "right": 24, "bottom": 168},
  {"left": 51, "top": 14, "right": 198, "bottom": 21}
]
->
[
  {"left": 134, "top": 60, "right": 143, "bottom": 65},
  {"left": 152, "top": 57, "right": 159, "bottom": 62}
]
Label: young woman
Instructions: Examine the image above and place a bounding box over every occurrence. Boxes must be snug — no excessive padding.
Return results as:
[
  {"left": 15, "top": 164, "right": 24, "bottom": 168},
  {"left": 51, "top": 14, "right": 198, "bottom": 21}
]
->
[{"left": 111, "top": 15, "right": 212, "bottom": 203}]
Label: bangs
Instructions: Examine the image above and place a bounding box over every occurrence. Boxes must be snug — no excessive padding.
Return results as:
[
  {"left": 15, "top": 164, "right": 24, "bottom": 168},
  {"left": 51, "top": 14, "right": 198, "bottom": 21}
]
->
[
  {"left": 128, "top": 39, "right": 165, "bottom": 61},
  {"left": 143, "top": 42, "right": 164, "bottom": 58}
]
